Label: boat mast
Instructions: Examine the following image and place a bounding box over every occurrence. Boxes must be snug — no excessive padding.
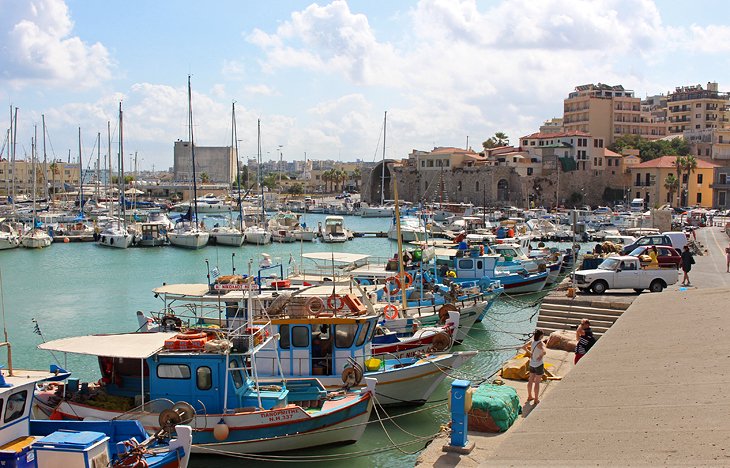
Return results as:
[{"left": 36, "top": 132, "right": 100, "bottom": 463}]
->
[
  {"left": 11, "top": 107, "right": 17, "bottom": 212},
  {"left": 32, "top": 126, "right": 37, "bottom": 224},
  {"left": 78, "top": 127, "right": 83, "bottom": 216},
  {"left": 380, "top": 111, "right": 386, "bottom": 206},
  {"left": 42, "top": 115, "right": 48, "bottom": 201},
  {"left": 96, "top": 132, "right": 101, "bottom": 202},
  {"left": 393, "top": 176, "right": 407, "bottom": 313},
  {"left": 119, "top": 102, "right": 127, "bottom": 229},
  {"left": 188, "top": 76, "right": 200, "bottom": 226},
  {"left": 107, "top": 121, "right": 112, "bottom": 219},
  {"left": 232, "top": 102, "right": 243, "bottom": 231},
  {"left": 258, "top": 119, "right": 264, "bottom": 224}
]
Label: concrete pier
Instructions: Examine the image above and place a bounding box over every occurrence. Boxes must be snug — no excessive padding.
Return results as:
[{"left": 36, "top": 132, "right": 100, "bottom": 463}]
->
[{"left": 417, "top": 226, "right": 730, "bottom": 466}]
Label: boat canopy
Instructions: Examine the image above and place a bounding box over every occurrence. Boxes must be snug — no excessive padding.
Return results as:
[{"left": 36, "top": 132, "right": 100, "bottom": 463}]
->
[
  {"left": 38, "top": 332, "right": 177, "bottom": 359},
  {"left": 302, "top": 252, "right": 370, "bottom": 263},
  {"left": 152, "top": 283, "right": 212, "bottom": 297}
]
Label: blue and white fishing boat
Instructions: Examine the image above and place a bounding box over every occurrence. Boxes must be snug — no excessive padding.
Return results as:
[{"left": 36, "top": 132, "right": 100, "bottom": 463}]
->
[
  {"left": 36, "top": 309, "right": 375, "bottom": 454},
  {"left": 434, "top": 252, "right": 548, "bottom": 294}
]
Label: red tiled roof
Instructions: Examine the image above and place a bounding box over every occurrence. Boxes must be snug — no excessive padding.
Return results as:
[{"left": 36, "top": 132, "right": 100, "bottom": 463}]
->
[
  {"left": 520, "top": 130, "right": 590, "bottom": 139},
  {"left": 603, "top": 148, "right": 622, "bottom": 157},
  {"left": 635, "top": 155, "right": 719, "bottom": 168}
]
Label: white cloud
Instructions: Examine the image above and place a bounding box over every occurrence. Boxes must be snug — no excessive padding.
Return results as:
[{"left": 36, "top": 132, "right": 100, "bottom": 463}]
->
[
  {"left": 244, "top": 84, "right": 278, "bottom": 96},
  {"left": 0, "top": 0, "right": 112, "bottom": 89}
]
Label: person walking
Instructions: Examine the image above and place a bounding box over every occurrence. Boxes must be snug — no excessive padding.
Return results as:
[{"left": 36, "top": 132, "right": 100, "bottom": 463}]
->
[
  {"left": 575, "top": 319, "right": 596, "bottom": 364},
  {"left": 522, "top": 329, "right": 546, "bottom": 405},
  {"left": 681, "top": 245, "right": 695, "bottom": 285}
]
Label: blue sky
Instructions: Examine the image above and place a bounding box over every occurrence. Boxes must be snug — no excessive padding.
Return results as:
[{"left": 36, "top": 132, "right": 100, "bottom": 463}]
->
[{"left": 2, "top": 0, "right": 730, "bottom": 171}]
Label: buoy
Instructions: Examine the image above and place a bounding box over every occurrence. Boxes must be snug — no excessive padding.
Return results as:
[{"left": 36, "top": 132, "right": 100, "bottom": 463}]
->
[
  {"left": 213, "top": 419, "right": 230, "bottom": 441},
  {"left": 63, "top": 237, "right": 70, "bottom": 243}
]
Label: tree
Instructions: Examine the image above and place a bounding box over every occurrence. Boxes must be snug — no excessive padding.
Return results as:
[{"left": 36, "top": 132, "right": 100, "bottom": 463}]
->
[
  {"left": 482, "top": 131, "right": 510, "bottom": 150},
  {"left": 200, "top": 172, "right": 210, "bottom": 184},
  {"left": 664, "top": 173, "right": 679, "bottom": 206},
  {"left": 49, "top": 162, "right": 58, "bottom": 195},
  {"left": 351, "top": 168, "right": 361, "bottom": 190},
  {"left": 609, "top": 135, "right": 689, "bottom": 161},
  {"left": 674, "top": 156, "right": 685, "bottom": 207},
  {"left": 286, "top": 183, "right": 304, "bottom": 195},
  {"left": 681, "top": 155, "right": 698, "bottom": 206}
]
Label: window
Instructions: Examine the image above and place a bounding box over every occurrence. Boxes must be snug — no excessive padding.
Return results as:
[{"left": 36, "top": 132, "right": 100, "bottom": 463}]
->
[
  {"left": 696, "top": 114, "right": 701, "bottom": 118},
  {"left": 475, "top": 181, "right": 479, "bottom": 192},
  {"left": 229, "top": 359, "right": 244, "bottom": 389},
  {"left": 698, "top": 174, "right": 703, "bottom": 184},
  {"left": 682, "top": 174, "right": 688, "bottom": 183},
  {"left": 445, "top": 160, "right": 449, "bottom": 167},
  {"left": 292, "top": 326, "right": 309, "bottom": 348},
  {"left": 157, "top": 364, "right": 191, "bottom": 379},
  {"left": 719, "top": 191, "right": 727, "bottom": 206},
  {"left": 335, "top": 324, "right": 358, "bottom": 348},
  {"left": 696, "top": 193, "right": 702, "bottom": 204},
  {"left": 458, "top": 259, "right": 474, "bottom": 269},
  {"left": 421, "top": 161, "right": 425, "bottom": 167},
  {"left": 279, "top": 324, "right": 290, "bottom": 349},
  {"left": 356, "top": 321, "right": 371, "bottom": 346},
  {"left": 696, "top": 103, "right": 701, "bottom": 108},
  {"left": 599, "top": 158, "right": 603, "bottom": 167},
  {"left": 4, "top": 390, "right": 27, "bottom": 423},
  {"left": 197, "top": 367, "right": 212, "bottom": 390},
  {"left": 427, "top": 160, "right": 434, "bottom": 167},
  {"left": 527, "top": 167, "right": 533, "bottom": 175}
]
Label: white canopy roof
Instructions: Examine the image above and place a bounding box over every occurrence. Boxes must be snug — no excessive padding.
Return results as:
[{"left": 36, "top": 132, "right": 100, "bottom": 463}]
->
[
  {"left": 302, "top": 252, "right": 370, "bottom": 263},
  {"left": 38, "top": 332, "right": 177, "bottom": 359},
  {"left": 153, "top": 283, "right": 211, "bottom": 297}
]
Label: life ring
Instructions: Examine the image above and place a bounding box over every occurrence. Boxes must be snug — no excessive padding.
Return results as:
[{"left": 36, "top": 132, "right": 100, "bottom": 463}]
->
[
  {"left": 305, "top": 297, "right": 325, "bottom": 315},
  {"left": 383, "top": 304, "right": 399, "bottom": 320},
  {"left": 384, "top": 276, "right": 402, "bottom": 295},
  {"left": 175, "top": 332, "right": 207, "bottom": 341},
  {"left": 327, "top": 294, "right": 345, "bottom": 311},
  {"left": 401, "top": 272, "right": 413, "bottom": 288},
  {"left": 438, "top": 304, "right": 458, "bottom": 324}
]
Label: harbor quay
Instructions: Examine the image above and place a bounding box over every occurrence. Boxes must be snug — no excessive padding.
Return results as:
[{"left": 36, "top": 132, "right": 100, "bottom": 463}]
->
[{"left": 417, "top": 225, "right": 730, "bottom": 466}]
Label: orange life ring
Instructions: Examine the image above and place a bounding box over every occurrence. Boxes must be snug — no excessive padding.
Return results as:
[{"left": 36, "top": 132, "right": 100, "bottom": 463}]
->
[
  {"left": 176, "top": 332, "right": 207, "bottom": 341},
  {"left": 327, "top": 294, "right": 345, "bottom": 311},
  {"left": 401, "top": 272, "right": 413, "bottom": 288},
  {"left": 384, "top": 276, "right": 402, "bottom": 295},
  {"left": 383, "top": 304, "right": 399, "bottom": 320},
  {"left": 305, "top": 296, "right": 325, "bottom": 315}
]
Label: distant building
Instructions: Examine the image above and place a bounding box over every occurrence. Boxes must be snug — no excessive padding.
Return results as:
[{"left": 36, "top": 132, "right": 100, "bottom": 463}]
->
[
  {"left": 666, "top": 82, "right": 730, "bottom": 135},
  {"left": 630, "top": 155, "right": 718, "bottom": 208},
  {"left": 0, "top": 159, "right": 80, "bottom": 196},
  {"left": 683, "top": 127, "right": 730, "bottom": 161},
  {"left": 710, "top": 165, "right": 730, "bottom": 209},
  {"left": 563, "top": 83, "right": 666, "bottom": 145},
  {"left": 173, "top": 140, "right": 237, "bottom": 184}
]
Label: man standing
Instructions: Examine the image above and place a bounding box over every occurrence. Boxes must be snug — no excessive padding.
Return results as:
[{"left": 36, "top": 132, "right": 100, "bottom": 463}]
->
[{"left": 680, "top": 245, "right": 695, "bottom": 286}]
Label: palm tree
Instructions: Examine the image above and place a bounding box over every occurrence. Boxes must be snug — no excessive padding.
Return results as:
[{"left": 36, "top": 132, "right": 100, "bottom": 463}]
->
[
  {"left": 681, "top": 155, "right": 698, "bottom": 206},
  {"left": 321, "top": 170, "right": 332, "bottom": 193},
  {"left": 49, "top": 162, "right": 58, "bottom": 196},
  {"left": 494, "top": 132, "right": 509, "bottom": 146},
  {"left": 337, "top": 169, "right": 347, "bottom": 192},
  {"left": 351, "top": 168, "right": 361, "bottom": 191},
  {"left": 673, "top": 156, "right": 685, "bottom": 207},
  {"left": 664, "top": 173, "right": 679, "bottom": 206}
]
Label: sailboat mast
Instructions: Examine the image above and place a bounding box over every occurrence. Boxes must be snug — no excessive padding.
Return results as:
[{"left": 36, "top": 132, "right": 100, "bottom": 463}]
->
[
  {"left": 393, "top": 177, "right": 406, "bottom": 312},
  {"left": 107, "top": 121, "right": 112, "bottom": 218},
  {"left": 188, "top": 76, "right": 200, "bottom": 224},
  {"left": 233, "top": 102, "right": 243, "bottom": 231},
  {"left": 380, "top": 111, "right": 386, "bottom": 206},
  {"left": 78, "top": 127, "right": 83, "bottom": 215},
  {"left": 32, "top": 126, "right": 37, "bottom": 222},
  {"left": 96, "top": 132, "right": 101, "bottom": 201},
  {"left": 42, "top": 115, "right": 48, "bottom": 200},
  {"left": 258, "top": 119, "right": 264, "bottom": 223},
  {"left": 119, "top": 103, "right": 127, "bottom": 228},
  {"left": 11, "top": 107, "right": 17, "bottom": 211}
]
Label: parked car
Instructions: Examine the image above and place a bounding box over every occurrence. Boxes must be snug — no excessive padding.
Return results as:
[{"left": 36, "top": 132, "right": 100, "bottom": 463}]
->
[
  {"left": 574, "top": 255, "right": 678, "bottom": 294},
  {"left": 661, "top": 231, "right": 689, "bottom": 251},
  {"left": 621, "top": 234, "right": 673, "bottom": 254},
  {"left": 627, "top": 245, "right": 681, "bottom": 269}
]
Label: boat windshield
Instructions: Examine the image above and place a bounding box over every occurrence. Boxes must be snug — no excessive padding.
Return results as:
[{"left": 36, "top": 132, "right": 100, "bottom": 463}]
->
[{"left": 598, "top": 258, "right": 620, "bottom": 270}]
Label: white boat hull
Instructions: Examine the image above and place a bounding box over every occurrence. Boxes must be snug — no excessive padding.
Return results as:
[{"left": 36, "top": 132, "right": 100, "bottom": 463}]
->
[
  {"left": 293, "top": 230, "right": 318, "bottom": 242},
  {"left": 168, "top": 231, "right": 210, "bottom": 249},
  {"left": 361, "top": 207, "right": 394, "bottom": 218},
  {"left": 21, "top": 232, "right": 52, "bottom": 249},
  {"left": 244, "top": 230, "right": 272, "bottom": 245},
  {"left": 0, "top": 234, "right": 20, "bottom": 250},
  {"left": 98, "top": 231, "right": 134, "bottom": 249},
  {"left": 210, "top": 229, "right": 245, "bottom": 246}
]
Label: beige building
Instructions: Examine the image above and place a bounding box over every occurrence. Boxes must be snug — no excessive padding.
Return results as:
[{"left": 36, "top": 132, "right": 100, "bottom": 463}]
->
[
  {"left": 630, "top": 155, "right": 718, "bottom": 208},
  {"left": 563, "top": 83, "right": 666, "bottom": 145},
  {"left": 0, "top": 159, "right": 80, "bottom": 196},
  {"left": 683, "top": 128, "right": 730, "bottom": 161},
  {"left": 666, "top": 82, "right": 730, "bottom": 135},
  {"left": 173, "top": 140, "right": 238, "bottom": 184}
]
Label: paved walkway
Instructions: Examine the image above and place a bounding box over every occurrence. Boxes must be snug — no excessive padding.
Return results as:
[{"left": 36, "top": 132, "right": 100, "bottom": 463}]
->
[{"left": 417, "top": 226, "right": 730, "bottom": 466}]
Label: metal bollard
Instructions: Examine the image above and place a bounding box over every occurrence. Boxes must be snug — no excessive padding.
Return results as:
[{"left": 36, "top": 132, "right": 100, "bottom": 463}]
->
[{"left": 442, "top": 379, "right": 475, "bottom": 453}]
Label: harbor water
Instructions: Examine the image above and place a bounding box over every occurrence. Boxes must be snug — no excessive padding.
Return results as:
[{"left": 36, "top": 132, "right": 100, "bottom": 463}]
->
[{"left": 1, "top": 213, "right": 543, "bottom": 467}]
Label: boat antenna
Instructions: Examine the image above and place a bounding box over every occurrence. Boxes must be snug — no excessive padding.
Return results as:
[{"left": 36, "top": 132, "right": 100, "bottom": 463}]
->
[{"left": 0, "top": 269, "right": 13, "bottom": 375}]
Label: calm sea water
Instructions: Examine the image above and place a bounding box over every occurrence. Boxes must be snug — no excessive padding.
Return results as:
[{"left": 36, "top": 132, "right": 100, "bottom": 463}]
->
[{"left": 0, "top": 213, "right": 541, "bottom": 467}]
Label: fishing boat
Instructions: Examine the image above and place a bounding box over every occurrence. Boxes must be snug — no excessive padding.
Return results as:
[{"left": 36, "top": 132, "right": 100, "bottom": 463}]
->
[
  {"left": 371, "top": 311, "right": 458, "bottom": 359},
  {"left": 436, "top": 252, "right": 549, "bottom": 294},
  {"left": 36, "top": 327, "right": 375, "bottom": 454},
  {"left": 137, "top": 280, "right": 476, "bottom": 406},
  {"left": 168, "top": 77, "right": 209, "bottom": 250},
  {"left": 132, "top": 210, "right": 172, "bottom": 247}
]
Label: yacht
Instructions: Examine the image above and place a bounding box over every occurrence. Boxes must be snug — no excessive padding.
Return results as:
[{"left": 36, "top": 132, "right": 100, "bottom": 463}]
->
[
  {"left": 0, "top": 220, "right": 20, "bottom": 250},
  {"left": 320, "top": 215, "right": 350, "bottom": 242},
  {"left": 168, "top": 220, "right": 209, "bottom": 249}
]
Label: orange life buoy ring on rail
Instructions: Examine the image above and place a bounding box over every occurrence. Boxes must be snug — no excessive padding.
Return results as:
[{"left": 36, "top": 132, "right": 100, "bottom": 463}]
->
[
  {"left": 401, "top": 272, "right": 413, "bottom": 288},
  {"left": 384, "top": 277, "right": 402, "bottom": 295},
  {"left": 327, "top": 294, "right": 345, "bottom": 311},
  {"left": 383, "top": 304, "right": 399, "bottom": 320}
]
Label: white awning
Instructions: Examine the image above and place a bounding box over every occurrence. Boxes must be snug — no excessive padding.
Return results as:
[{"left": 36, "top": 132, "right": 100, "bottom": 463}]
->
[
  {"left": 152, "top": 283, "right": 211, "bottom": 297},
  {"left": 302, "top": 252, "right": 370, "bottom": 263},
  {"left": 38, "top": 332, "right": 178, "bottom": 359}
]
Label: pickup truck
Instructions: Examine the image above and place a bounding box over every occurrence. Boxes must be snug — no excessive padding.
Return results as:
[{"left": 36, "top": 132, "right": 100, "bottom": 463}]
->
[{"left": 574, "top": 255, "right": 678, "bottom": 294}]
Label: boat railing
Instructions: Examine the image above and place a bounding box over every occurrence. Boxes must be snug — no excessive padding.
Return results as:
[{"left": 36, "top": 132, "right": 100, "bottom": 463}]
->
[{"left": 112, "top": 398, "right": 176, "bottom": 420}]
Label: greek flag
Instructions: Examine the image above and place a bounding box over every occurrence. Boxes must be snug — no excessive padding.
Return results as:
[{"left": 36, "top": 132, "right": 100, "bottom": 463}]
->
[
  {"left": 211, "top": 267, "right": 220, "bottom": 279},
  {"left": 32, "top": 319, "right": 42, "bottom": 336}
]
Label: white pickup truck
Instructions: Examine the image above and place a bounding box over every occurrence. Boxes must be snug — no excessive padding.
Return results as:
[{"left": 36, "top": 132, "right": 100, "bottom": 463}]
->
[{"left": 574, "top": 255, "right": 678, "bottom": 294}]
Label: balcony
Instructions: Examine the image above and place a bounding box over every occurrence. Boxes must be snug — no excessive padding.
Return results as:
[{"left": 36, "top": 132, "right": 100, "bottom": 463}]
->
[{"left": 633, "top": 181, "right": 656, "bottom": 187}]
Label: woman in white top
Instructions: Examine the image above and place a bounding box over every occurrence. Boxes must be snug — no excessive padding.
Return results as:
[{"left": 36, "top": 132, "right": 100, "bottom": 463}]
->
[{"left": 524, "top": 329, "right": 546, "bottom": 405}]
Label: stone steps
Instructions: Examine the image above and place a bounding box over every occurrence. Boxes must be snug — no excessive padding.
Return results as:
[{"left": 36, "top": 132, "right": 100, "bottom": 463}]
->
[{"left": 536, "top": 295, "right": 630, "bottom": 338}]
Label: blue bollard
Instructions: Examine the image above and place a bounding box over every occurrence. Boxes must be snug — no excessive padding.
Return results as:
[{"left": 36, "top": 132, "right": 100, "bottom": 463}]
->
[{"left": 450, "top": 379, "right": 470, "bottom": 448}]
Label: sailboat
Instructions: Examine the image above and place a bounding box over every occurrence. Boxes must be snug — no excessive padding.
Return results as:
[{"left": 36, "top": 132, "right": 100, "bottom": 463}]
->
[
  {"left": 209, "top": 102, "right": 245, "bottom": 246},
  {"left": 243, "top": 119, "right": 272, "bottom": 245},
  {"left": 98, "top": 111, "right": 135, "bottom": 248},
  {"left": 168, "top": 76, "right": 210, "bottom": 249},
  {"left": 20, "top": 126, "right": 52, "bottom": 249},
  {"left": 361, "top": 111, "right": 395, "bottom": 218}
]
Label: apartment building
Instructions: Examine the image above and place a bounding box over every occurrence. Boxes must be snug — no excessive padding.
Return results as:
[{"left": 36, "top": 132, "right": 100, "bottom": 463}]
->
[
  {"left": 710, "top": 166, "right": 730, "bottom": 209},
  {"left": 630, "top": 155, "right": 717, "bottom": 208},
  {"left": 520, "top": 130, "right": 607, "bottom": 172},
  {"left": 666, "top": 82, "right": 730, "bottom": 135},
  {"left": 563, "top": 83, "right": 666, "bottom": 145},
  {"left": 683, "top": 127, "right": 730, "bottom": 161},
  {"left": 0, "top": 159, "right": 80, "bottom": 196}
]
